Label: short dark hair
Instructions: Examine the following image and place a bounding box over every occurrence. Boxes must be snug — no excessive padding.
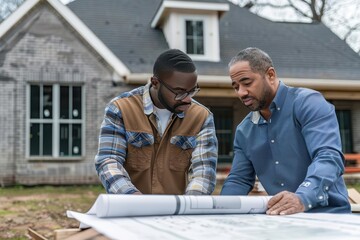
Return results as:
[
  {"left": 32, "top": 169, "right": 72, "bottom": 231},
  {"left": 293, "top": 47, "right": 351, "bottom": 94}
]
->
[
  {"left": 153, "top": 49, "right": 196, "bottom": 77},
  {"left": 229, "top": 47, "right": 274, "bottom": 75}
]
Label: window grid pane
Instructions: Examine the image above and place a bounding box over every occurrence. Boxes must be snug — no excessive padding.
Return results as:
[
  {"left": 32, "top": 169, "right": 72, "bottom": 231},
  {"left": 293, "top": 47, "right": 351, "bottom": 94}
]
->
[
  {"left": 30, "top": 123, "right": 40, "bottom": 155},
  {"left": 72, "top": 86, "right": 82, "bottom": 119},
  {"left": 336, "top": 110, "right": 353, "bottom": 153},
  {"left": 29, "top": 84, "right": 83, "bottom": 158},
  {"left": 186, "top": 39, "right": 194, "bottom": 54},
  {"left": 186, "top": 20, "right": 204, "bottom": 55},
  {"left": 43, "top": 85, "right": 53, "bottom": 119},
  {"left": 72, "top": 124, "right": 82, "bottom": 156},
  {"left": 43, "top": 124, "right": 53, "bottom": 155},
  {"left": 195, "top": 21, "right": 203, "bottom": 36},
  {"left": 60, "top": 124, "right": 69, "bottom": 156},
  {"left": 60, "top": 86, "right": 69, "bottom": 119},
  {"left": 30, "top": 85, "right": 40, "bottom": 119},
  {"left": 196, "top": 39, "right": 204, "bottom": 55},
  {"left": 211, "top": 107, "right": 233, "bottom": 163}
]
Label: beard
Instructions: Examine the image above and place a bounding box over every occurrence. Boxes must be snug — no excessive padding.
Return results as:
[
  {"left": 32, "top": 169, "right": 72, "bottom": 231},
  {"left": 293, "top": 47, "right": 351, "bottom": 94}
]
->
[
  {"left": 158, "top": 87, "right": 190, "bottom": 114},
  {"left": 242, "top": 79, "right": 272, "bottom": 111}
]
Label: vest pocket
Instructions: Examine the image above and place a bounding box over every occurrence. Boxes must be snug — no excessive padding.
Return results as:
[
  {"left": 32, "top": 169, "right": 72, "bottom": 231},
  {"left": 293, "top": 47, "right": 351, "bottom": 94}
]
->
[
  {"left": 125, "top": 132, "right": 154, "bottom": 171},
  {"left": 169, "top": 136, "right": 196, "bottom": 172}
]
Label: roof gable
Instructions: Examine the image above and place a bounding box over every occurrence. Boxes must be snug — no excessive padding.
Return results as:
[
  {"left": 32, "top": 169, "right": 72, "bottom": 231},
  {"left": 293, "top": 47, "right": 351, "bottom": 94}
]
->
[
  {"left": 0, "top": 0, "right": 130, "bottom": 79},
  {"left": 151, "top": 1, "right": 230, "bottom": 62},
  {"left": 151, "top": 0, "right": 229, "bottom": 28}
]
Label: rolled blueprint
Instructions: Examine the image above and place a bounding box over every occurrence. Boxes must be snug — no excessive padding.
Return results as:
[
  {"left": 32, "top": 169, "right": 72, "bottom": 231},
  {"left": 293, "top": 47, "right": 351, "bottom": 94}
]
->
[{"left": 93, "top": 194, "right": 271, "bottom": 218}]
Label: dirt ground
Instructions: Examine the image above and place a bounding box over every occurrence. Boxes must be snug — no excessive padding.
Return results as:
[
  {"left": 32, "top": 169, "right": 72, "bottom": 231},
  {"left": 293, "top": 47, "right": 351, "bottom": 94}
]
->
[
  {"left": 1, "top": 183, "right": 358, "bottom": 239},
  {"left": 0, "top": 184, "right": 222, "bottom": 240},
  {"left": 0, "top": 185, "right": 105, "bottom": 240}
]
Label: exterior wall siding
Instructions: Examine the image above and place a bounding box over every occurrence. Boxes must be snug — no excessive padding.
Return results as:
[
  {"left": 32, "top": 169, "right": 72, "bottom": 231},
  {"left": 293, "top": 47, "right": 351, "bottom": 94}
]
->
[
  {"left": 0, "top": 80, "right": 16, "bottom": 186},
  {"left": 0, "top": 4, "right": 130, "bottom": 185}
]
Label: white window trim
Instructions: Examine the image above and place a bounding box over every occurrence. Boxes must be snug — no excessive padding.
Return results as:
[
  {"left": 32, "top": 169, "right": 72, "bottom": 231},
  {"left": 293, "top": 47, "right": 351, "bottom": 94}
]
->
[
  {"left": 151, "top": 0, "right": 229, "bottom": 28},
  {"left": 178, "top": 14, "right": 220, "bottom": 62},
  {"left": 26, "top": 83, "right": 85, "bottom": 160}
]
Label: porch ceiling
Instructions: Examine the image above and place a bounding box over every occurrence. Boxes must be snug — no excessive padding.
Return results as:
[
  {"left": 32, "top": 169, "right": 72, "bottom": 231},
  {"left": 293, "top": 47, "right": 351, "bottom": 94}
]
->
[{"left": 125, "top": 73, "right": 360, "bottom": 100}]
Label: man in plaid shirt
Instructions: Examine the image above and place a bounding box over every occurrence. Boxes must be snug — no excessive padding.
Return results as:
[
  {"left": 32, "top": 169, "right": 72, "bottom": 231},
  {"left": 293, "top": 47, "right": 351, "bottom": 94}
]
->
[{"left": 95, "top": 49, "right": 218, "bottom": 195}]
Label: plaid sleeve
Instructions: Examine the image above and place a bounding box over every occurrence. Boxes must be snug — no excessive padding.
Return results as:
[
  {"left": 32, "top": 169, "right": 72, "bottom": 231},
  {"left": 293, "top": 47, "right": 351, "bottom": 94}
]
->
[
  {"left": 185, "top": 113, "right": 218, "bottom": 195},
  {"left": 94, "top": 102, "right": 139, "bottom": 194}
]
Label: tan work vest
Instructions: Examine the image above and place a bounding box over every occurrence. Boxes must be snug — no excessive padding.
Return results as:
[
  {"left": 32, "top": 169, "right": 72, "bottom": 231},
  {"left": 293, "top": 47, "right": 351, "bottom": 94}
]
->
[{"left": 114, "top": 94, "right": 210, "bottom": 194}]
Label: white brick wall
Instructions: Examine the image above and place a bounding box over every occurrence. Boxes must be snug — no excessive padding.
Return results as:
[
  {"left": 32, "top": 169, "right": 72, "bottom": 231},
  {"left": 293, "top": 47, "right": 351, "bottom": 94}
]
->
[
  {"left": 0, "top": 4, "right": 131, "bottom": 185},
  {"left": 0, "top": 81, "right": 16, "bottom": 186}
]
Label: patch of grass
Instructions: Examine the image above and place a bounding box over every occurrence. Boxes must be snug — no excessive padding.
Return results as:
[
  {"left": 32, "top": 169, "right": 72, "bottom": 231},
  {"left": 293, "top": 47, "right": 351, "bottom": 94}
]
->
[
  {"left": 0, "top": 185, "right": 106, "bottom": 240},
  {"left": 0, "top": 184, "right": 105, "bottom": 196},
  {"left": 347, "top": 183, "right": 360, "bottom": 192},
  {"left": 4, "top": 237, "right": 27, "bottom": 240},
  {"left": 0, "top": 209, "right": 15, "bottom": 216}
]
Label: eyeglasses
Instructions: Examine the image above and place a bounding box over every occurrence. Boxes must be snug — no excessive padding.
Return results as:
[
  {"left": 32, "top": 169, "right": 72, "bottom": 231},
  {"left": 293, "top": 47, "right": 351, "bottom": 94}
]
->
[{"left": 155, "top": 77, "right": 200, "bottom": 101}]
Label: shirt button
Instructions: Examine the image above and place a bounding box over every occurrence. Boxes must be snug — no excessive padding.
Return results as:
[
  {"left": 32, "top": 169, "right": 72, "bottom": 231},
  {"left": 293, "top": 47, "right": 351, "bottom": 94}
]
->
[
  {"left": 275, "top": 161, "right": 279, "bottom": 165},
  {"left": 308, "top": 204, "right": 312, "bottom": 208},
  {"left": 277, "top": 107, "right": 281, "bottom": 111},
  {"left": 325, "top": 186, "right": 329, "bottom": 191},
  {"left": 271, "top": 140, "right": 275, "bottom": 143},
  {"left": 280, "top": 183, "right": 284, "bottom": 186},
  {"left": 318, "top": 196, "right": 324, "bottom": 200}
]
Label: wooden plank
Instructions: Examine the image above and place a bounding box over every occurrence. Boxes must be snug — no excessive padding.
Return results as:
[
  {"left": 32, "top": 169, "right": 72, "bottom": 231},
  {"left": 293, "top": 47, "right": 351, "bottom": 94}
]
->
[
  {"left": 344, "top": 154, "right": 360, "bottom": 162},
  {"left": 348, "top": 188, "right": 360, "bottom": 204},
  {"left": 54, "top": 228, "right": 81, "bottom": 240},
  {"left": 351, "top": 204, "right": 360, "bottom": 213},
  {"left": 344, "top": 154, "right": 360, "bottom": 174},
  {"left": 345, "top": 167, "right": 360, "bottom": 173},
  {"left": 27, "top": 228, "right": 48, "bottom": 240},
  {"left": 62, "top": 228, "right": 109, "bottom": 240}
]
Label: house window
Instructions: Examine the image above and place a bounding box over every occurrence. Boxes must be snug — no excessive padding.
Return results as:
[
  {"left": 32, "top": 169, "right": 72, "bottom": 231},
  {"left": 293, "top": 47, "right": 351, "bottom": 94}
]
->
[
  {"left": 211, "top": 107, "right": 233, "bottom": 163},
  {"left": 186, "top": 20, "right": 204, "bottom": 55},
  {"left": 29, "top": 84, "right": 83, "bottom": 158},
  {"left": 29, "top": 85, "right": 53, "bottom": 156},
  {"left": 336, "top": 110, "right": 353, "bottom": 153}
]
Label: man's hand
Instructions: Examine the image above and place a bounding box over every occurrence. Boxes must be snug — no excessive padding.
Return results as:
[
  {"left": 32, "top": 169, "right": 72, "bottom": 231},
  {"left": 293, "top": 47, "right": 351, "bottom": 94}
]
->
[{"left": 266, "top": 191, "right": 305, "bottom": 215}]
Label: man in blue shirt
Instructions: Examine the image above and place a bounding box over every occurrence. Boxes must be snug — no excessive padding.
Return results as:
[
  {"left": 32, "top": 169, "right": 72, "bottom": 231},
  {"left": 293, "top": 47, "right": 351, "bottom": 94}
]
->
[{"left": 221, "top": 47, "right": 350, "bottom": 214}]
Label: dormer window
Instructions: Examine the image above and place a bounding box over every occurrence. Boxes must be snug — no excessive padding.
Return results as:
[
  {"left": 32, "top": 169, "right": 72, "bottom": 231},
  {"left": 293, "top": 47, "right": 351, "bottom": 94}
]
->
[
  {"left": 186, "top": 20, "right": 204, "bottom": 55},
  {"left": 177, "top": 14, "right": 216, "bottom": 61},
  {"left": 151, "top": 0, "right": 229, "bottom": 62}
]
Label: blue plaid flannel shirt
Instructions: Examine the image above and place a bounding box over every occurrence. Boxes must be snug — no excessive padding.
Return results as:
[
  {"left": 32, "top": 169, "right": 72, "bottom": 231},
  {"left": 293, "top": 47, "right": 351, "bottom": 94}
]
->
[{"left": 95, "top": 83, "right": 218, "bottom": 194}]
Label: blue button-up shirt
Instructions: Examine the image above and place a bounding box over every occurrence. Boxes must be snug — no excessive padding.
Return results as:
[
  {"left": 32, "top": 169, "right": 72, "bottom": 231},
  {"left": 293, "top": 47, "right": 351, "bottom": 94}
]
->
[{"left": 221, "top": 81, "right": 350, "bottom": 213}]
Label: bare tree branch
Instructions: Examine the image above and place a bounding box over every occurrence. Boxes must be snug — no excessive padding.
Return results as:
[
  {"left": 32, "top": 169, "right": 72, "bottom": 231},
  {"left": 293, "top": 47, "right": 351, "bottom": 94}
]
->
[
  {"left": 289, "top": 0, "right": 313, "bottom": 20},
  {"left": 0, "top": 0, "right": 25, "bottom": 23},
  {"left": 231, "top": 0, "right": 360, "bottom": 54},
  {"left": 344, "top": 23, "right": 360, "bottom": 41}
]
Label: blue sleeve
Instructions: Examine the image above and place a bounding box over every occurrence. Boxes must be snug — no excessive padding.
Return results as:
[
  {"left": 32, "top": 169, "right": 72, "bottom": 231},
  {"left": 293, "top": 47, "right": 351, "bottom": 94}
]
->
[
  {"left": 220, "top": 127, "right": 255, "bottom": 195},
  {"left": 294, "top": 92, "right": 345, "bottom": 211}
]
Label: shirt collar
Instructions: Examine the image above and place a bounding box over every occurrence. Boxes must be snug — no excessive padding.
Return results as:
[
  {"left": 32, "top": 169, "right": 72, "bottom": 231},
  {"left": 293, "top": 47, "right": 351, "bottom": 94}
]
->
[
  {"left": 143, "top": 82, "right": 185, "bottom": 118},
  {"left": 251, "top": 81, "right": 288, "bottom": 124},
  {"left": 271, "top": 81, "right": 287, "bottom": 111}
]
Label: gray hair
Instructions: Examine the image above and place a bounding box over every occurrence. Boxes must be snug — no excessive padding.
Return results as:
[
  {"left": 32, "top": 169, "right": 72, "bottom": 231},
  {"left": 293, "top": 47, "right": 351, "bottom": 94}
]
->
[{"left": 228, "top": 47, "right": 274, "bottom": 75}]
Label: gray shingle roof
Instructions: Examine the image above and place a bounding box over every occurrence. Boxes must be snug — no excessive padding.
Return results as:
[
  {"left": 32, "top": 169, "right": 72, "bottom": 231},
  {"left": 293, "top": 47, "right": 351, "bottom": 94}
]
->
[{"left": 68, "top": 0, "right": 360, "bottom": 80}]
